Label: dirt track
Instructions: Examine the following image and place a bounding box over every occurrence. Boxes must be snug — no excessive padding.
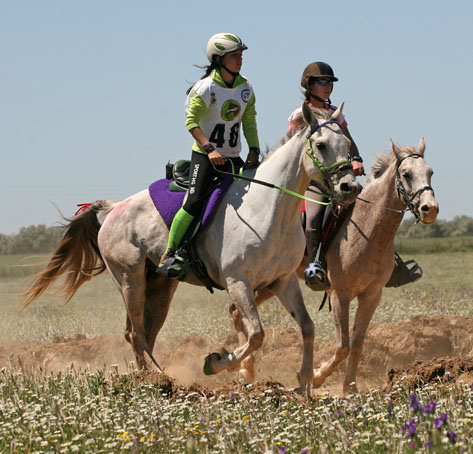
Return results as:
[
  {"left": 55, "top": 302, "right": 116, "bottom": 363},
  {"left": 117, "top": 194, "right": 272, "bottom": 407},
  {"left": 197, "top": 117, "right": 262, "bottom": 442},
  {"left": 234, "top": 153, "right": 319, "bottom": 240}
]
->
[{"left": 1, "top": 315, "right": 472, "bottom": 394}]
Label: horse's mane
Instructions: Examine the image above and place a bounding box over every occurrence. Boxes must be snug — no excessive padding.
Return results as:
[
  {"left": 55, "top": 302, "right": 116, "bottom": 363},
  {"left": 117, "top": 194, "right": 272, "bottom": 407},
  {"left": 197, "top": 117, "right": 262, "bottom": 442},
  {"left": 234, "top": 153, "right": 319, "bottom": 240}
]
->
[
  {"left": 371, "top": 145, "right": 418, "bottom": 178},
  {"left": 262, "top": 107, "right": 332, "bottom": 162}
]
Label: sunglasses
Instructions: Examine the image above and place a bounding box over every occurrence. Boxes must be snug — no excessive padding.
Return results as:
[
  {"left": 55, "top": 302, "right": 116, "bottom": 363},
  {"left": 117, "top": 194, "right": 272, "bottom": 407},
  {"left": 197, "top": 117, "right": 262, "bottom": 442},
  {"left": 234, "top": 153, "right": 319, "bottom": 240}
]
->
[{"left": 315, "top": 79, "right": 334, "bottom": 86}]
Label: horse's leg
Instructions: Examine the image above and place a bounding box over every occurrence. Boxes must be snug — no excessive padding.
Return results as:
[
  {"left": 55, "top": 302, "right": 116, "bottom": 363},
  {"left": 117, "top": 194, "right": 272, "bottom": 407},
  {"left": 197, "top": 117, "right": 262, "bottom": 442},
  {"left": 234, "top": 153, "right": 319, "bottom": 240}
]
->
[
  {"left": 204, "top": 281, "right": 264, "bottom": 376},
  {"left": 125, "top": 314, "right": 132, "bottom": 345},
  {"left": 313, "top": 292, "right": 350, "bottom": 388},
  {"left": 143, "top": 274, "right": 179, "bottom": 353},
  {"left": 343, "top": 288, "right": 382, "bottom": 395},
  {"left": 269, "top": 274, "right": 315, "bottom": 393},
  {"left": 120, "top": 264, "right": 149, "bottom": 370},
  {"left": 229, "top": 287, "right": 274, "bottom": 381}
]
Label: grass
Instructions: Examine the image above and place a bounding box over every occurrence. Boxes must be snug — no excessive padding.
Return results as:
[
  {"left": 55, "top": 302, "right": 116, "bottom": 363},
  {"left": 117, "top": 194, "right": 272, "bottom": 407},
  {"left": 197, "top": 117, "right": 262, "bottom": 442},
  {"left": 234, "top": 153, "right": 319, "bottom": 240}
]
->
[
  {"left": 395, "top": 236, "right": 473, "bottom": 254},
  {"left": 0, "top": 251, "right": 472, "bottom": 452},
  {"left": 1, "top": 252, "right": 473, "bottom": 348},
  {"left": 0, "top": 366, "right": 471, "bottom": 453}
]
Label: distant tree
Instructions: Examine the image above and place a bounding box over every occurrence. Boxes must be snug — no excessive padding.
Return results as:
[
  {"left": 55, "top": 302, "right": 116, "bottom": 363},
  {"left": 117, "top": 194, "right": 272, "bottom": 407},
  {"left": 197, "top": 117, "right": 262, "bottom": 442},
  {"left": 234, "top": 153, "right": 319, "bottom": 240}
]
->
[
  {"left": 397, "top": 216, "right": 473, "bottom": 239},
  {"left": 0, "top": 234, "right": 12, "bottom": 254},
  {"left": 447, "top": 215, "right": 473, "bottom": 237},
  {"left": 1, "top": 225, "right": 62, "bottom": 254}
]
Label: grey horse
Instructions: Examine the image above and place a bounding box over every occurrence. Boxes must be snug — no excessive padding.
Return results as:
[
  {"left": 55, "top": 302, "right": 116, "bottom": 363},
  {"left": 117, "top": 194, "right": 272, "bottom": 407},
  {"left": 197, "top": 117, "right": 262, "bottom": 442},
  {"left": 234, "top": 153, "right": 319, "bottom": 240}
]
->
[{"left": 24, "top": 104, "right": 361, "bottom": 393}]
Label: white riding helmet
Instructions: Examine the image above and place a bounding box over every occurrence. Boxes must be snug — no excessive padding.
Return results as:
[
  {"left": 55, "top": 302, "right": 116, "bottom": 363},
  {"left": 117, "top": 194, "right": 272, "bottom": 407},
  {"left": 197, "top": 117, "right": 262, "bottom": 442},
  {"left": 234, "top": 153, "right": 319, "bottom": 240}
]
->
[{"left": 206, "top": 33, "right": 248, "bottom": 62}]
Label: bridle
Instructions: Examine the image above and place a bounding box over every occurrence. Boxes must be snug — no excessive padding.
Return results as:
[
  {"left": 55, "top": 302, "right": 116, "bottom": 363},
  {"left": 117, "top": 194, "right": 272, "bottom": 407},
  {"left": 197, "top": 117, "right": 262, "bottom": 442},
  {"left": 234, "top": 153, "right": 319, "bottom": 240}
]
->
[
  {"left": 358, "top": 153, "right": 435, "bottom": 221},
  {"left": 208, "top": 119, "right": 354, "bottom": 206},
  {"left": 395, "top": 153, "right": 435, "bottom": 222},
  {"left": 305, "top": 120, "right": 353, "bottom": 193}
]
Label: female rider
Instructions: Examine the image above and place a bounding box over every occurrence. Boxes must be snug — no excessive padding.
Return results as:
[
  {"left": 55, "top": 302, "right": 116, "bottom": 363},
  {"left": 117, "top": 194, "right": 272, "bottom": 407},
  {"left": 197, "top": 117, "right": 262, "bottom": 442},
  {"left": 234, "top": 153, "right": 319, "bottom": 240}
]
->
[
  {"left": 289, "top": 62, "right": 422, "bottom": 289},
  {"left": 159, "top": 33, "right": 260, "bottom": 275},
  {"left": 288, "top": 62, "right": 364, "bottom": 289}
]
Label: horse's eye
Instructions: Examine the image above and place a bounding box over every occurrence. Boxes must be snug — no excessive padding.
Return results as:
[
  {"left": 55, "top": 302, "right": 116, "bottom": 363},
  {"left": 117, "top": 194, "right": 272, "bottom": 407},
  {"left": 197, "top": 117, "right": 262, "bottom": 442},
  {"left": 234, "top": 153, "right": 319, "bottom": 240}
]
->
[
  {"left": 402, "top": 171, "right": 412, "bottom": 180},
  {"left": 316, "top": 141, "right": 325, "bottom": 150}
]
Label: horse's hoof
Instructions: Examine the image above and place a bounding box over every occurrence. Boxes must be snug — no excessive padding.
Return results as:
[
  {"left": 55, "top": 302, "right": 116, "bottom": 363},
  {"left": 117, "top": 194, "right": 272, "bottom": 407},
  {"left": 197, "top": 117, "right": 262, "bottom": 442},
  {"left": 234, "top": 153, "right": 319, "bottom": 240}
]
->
[
  {"left": 343, "top": 382, "right": 359, "bottom": 395},
  {"left": 239, "top": 368, "right": 255, "bottom": 383},
  {"left": 296, "top": 372, "right": 313, "bottom": 396},
  {"left": 203, "top": 352, "right": 221, "bottom": 375},
  {"left": 312, "top": 371, "right": 325, "bottom": 388}
]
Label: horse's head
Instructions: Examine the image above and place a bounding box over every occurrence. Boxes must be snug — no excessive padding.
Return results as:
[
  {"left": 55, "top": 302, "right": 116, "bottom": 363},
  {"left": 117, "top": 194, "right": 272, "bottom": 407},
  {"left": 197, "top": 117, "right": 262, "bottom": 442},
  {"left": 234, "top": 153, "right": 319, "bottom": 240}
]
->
[
  {"left": 301, "top": 103, "right": 361, "bottom": 206},
  {"left": 391, "top": 137, "right": 439, "bottom": 224}
]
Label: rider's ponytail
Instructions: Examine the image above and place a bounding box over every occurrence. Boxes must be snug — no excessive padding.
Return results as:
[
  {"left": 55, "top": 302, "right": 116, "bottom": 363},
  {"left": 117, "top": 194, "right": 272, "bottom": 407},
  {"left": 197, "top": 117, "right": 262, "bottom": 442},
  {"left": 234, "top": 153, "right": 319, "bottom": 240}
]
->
[{"left": 186, "top": 57, "right": 220, "bottom": 94}]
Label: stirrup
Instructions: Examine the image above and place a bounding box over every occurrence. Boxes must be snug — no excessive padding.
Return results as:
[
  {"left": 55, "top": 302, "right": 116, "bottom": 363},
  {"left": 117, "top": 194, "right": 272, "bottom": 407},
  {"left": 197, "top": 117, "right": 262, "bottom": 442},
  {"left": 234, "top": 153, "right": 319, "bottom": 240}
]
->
[
  {"left": 305, "top": 261, "right": 330, "bottom": 291},
  {"left": 386, "top": 254, "right": 423, "bottom": 287},
  {"left": 156, "top": 249, "right": 190, "bottom": 281}
]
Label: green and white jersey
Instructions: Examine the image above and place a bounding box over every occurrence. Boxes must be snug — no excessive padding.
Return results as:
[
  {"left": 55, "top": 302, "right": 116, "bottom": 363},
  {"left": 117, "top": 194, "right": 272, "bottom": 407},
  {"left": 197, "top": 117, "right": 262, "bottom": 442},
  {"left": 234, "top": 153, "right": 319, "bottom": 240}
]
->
[{"left": 185, "top": 69, "right": 259, "bottom": 157}]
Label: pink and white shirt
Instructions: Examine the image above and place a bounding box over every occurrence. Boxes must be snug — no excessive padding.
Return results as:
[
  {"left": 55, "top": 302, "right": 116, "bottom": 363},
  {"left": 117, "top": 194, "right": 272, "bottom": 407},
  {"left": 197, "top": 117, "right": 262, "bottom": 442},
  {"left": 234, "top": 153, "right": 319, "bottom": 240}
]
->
[{"left": 287, "top": 102, "right": 347, "bottom": 131}]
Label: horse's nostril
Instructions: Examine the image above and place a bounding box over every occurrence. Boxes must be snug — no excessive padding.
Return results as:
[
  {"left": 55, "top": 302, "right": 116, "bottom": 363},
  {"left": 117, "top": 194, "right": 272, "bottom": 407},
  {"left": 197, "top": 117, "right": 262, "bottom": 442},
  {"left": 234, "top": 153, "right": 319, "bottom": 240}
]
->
[
  {"left": 421, "top": 204, "right": 430, "bottom": 212},
  {"left": 340, "top": 182, "right": 359, "bottom": 194}
]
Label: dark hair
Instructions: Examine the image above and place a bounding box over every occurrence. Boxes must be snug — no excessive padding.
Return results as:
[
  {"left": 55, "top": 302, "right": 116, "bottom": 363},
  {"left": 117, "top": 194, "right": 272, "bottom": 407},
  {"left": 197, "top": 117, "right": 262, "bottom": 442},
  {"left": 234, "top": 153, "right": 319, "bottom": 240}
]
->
[
  {"left": 303, "top": 77, "right": 320, "bottom": 101},
  {"left": 186, "top": 56, "right": 221, "bottom": 94}
]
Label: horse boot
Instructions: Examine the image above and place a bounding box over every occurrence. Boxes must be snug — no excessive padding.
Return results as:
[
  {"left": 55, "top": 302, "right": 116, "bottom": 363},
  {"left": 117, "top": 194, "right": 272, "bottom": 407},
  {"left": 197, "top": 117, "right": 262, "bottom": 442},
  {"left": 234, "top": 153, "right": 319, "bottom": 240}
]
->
[
  {"left": 304, "top": 229, "right": 330, "bottom": 291},
  {"left": 385, "top": 252, "right": 423, "bottom": 287}
]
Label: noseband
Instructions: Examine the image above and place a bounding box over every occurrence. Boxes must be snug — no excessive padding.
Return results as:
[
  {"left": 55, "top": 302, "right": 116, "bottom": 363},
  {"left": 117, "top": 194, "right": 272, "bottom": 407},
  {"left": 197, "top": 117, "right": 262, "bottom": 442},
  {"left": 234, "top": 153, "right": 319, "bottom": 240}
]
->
[
  {"left": 396, "top": 153, "right": 435, "bottom": 222},
  {"left": 305, "top": 120, "right": 352, "bottom": 193}
]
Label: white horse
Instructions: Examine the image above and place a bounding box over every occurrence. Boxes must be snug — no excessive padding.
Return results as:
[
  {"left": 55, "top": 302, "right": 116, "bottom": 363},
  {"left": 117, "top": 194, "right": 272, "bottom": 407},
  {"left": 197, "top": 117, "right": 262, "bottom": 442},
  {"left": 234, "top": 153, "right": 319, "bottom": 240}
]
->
[
  {"left": 230, "top": 137, "right": 439, "bottom": 394},
  {"left": 24, "top": 104, "right": 361, "bottom": 393}
]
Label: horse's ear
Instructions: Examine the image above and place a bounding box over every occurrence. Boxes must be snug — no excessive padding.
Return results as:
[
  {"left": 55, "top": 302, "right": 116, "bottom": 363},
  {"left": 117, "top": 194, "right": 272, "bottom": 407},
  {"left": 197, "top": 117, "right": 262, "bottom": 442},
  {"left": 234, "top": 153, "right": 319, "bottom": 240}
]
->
[
  {"left": 390, "top": 139, "right": 404, "bottom": 160},
  {"left": 330, "top": 102, "right": 345, "bottom": 122},
  {"left": 417, "top": 136, "right": 426, "bottom": 156},
  {"left": 302, "top": 102, "right": 316, "bottom": 126}
]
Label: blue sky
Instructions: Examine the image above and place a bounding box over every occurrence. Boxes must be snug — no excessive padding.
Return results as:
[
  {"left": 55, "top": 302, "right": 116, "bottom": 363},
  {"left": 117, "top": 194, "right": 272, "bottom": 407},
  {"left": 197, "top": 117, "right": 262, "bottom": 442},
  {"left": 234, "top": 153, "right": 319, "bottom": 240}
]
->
[{"left": 1, "top": 1, "right": 472, "bottom": 234}]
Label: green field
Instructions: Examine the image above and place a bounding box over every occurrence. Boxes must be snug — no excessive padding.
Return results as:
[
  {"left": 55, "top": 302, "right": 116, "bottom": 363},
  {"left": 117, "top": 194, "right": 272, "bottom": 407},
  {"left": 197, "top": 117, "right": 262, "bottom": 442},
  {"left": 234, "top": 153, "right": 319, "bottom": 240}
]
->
[
  {"left": 0, "top": 251, "right": 472, "bottom": 452},
  {"left": 1, "top": 251, "right": 472, "bottom": 347}
]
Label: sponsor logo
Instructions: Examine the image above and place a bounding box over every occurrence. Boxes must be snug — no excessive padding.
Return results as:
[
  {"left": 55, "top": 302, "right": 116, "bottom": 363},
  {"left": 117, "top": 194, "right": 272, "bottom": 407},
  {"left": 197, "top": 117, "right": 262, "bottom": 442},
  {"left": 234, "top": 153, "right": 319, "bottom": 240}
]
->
[
  {"left": 190, "top": 164, "right": 200, "bottom": 186},
  {"left": 241, "top": 89, "right": 251, "bottom": 103},
  {"left": 221, "top": 100, "right": 241, "bottom": 121}
]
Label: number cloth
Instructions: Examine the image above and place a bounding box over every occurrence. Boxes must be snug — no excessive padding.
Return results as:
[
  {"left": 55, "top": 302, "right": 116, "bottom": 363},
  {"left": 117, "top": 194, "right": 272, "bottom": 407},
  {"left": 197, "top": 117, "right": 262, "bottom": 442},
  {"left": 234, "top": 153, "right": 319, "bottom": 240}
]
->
[{"left": 185, "top": 69, "right": 259, "bottom": 157}]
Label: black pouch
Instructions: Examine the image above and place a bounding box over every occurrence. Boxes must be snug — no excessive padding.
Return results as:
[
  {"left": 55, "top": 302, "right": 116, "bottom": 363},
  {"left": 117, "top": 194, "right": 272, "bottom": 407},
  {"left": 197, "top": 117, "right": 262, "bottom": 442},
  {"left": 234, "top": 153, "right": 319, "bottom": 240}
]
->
[{"left": 166, "top": 161, "right": 173, "bottom": 180}]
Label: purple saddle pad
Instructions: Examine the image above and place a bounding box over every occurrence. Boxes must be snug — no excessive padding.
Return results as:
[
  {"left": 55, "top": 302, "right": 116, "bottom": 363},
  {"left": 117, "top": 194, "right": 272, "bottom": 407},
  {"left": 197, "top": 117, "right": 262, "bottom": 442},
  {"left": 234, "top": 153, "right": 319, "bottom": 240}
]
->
[{"left": 149, "top": 174, "right": 235, "bottom": 231}]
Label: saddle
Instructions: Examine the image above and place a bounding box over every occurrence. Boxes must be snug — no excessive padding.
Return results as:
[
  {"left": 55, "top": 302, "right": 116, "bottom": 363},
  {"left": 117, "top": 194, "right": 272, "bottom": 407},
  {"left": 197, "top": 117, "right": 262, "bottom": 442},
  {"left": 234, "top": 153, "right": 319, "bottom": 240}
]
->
[
  {"left": 158, "top": 159, "right": 228, "bottom": 293},
  {"left": 166, "top": 159, "right": 222, "bottom": 193}
]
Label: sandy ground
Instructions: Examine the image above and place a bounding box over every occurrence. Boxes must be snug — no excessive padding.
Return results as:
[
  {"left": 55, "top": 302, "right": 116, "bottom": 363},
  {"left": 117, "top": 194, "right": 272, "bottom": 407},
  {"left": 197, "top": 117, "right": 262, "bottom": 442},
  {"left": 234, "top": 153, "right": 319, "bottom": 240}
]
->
[{"left": 1, "top": 314, "right": 472, "bottom": 395}]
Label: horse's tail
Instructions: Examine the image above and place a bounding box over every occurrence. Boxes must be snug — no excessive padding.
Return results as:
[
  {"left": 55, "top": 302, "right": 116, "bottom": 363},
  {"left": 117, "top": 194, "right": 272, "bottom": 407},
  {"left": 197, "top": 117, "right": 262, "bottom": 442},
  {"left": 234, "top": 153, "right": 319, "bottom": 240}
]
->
[{"left": 22, "top": 200, "right": 116, "bottom": 308}]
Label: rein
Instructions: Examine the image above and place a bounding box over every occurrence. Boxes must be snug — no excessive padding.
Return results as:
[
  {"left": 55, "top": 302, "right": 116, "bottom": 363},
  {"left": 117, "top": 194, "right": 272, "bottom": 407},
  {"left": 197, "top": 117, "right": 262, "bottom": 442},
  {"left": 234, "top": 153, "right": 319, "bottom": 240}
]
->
[
  {"left": 211, "top": 120, "right": 352, "bottom": 206},
  {"left": 357, "top": 153, "right": 434, "bottom": 222},
  {"left": 211, "top": 161, "right": 331, "bottom": 206}
]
